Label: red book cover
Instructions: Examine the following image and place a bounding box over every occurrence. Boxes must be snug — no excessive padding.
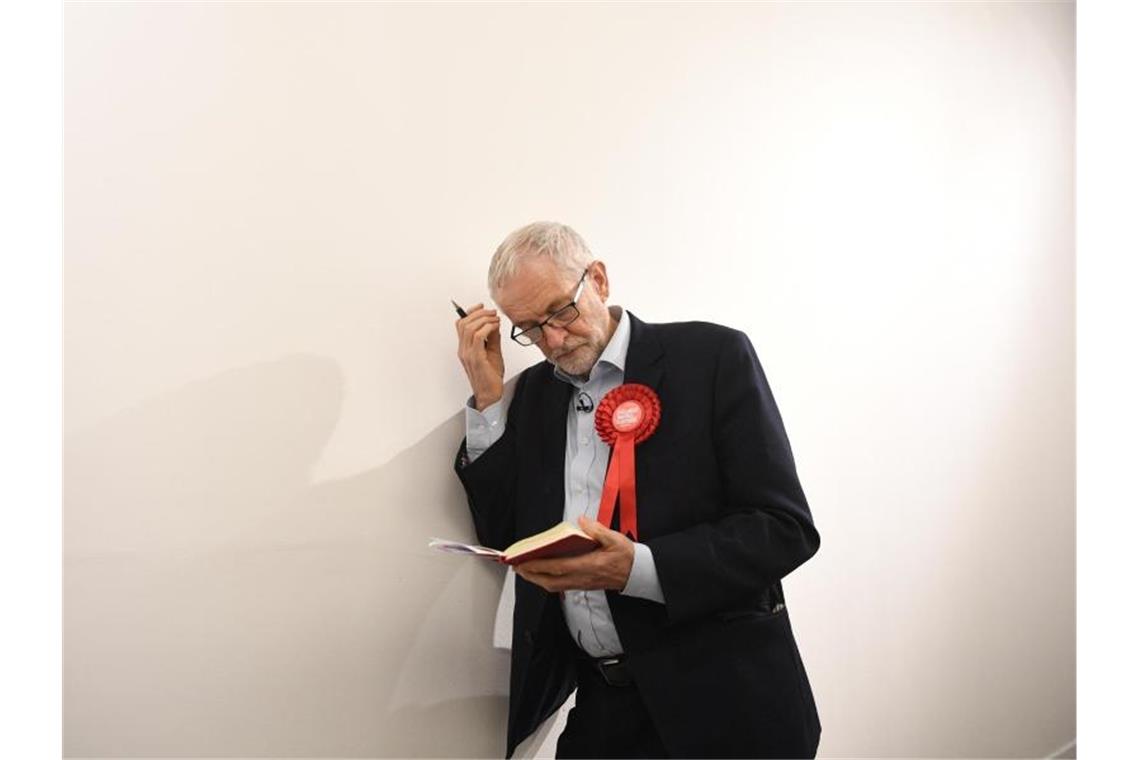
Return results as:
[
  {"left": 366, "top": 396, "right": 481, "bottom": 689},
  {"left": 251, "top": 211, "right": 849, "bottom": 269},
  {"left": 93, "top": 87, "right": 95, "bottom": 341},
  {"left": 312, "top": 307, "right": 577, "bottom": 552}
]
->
[{"left": 501, "top": 533, "right": 598, "bottom": 565}]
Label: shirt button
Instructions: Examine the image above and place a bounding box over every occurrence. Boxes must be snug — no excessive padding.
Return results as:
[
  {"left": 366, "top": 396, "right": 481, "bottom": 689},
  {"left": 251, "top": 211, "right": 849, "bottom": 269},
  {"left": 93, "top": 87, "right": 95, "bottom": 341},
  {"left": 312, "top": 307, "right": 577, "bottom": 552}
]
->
[{"left": 580, "top": 437, "right": 590, "bottom": 445}]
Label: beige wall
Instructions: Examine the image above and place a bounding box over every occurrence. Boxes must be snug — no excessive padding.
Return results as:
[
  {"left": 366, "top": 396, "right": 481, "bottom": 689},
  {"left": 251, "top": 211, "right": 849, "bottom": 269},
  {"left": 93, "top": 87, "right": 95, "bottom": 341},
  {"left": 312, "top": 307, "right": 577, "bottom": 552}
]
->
[{"left": 64, "top": 2, "right": 1074, "bottom": 757}]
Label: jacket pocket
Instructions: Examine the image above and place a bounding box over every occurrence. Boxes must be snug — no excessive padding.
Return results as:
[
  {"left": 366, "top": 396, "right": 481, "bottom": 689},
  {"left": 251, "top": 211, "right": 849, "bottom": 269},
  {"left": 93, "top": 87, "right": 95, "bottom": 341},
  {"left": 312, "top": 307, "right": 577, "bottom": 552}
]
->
[{"left": 716, "top": 604, "right": 786, "bottom": 624}]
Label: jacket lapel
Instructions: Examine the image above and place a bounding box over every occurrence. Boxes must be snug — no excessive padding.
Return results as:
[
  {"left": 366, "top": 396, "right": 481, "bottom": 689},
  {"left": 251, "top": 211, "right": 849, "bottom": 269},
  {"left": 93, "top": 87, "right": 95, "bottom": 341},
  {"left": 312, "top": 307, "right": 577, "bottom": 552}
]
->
[
  {"left": 537, "top": 367, "right": 572, "bottom": 531},
  {"left": 619, "top": 312, "right": 668, "bottom": 542},
  {"left": 623, "top": 311, "right": 665, "bottom": 393}
]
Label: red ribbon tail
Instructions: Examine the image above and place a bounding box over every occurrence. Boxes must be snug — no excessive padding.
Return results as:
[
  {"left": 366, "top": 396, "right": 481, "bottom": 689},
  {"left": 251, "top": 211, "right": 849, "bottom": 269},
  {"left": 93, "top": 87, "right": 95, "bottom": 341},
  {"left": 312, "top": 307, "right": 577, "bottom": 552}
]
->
[
  {"left": 597, "top": 444, "right": 622, "bottom": 532},
  {"left": 617, "top": 435, "right": 638, "bottom": 540}
]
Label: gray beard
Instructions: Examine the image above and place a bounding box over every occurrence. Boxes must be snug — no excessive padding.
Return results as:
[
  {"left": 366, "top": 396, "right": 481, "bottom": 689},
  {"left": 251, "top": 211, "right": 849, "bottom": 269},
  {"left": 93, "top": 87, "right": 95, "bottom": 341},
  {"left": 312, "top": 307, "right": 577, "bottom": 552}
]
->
[{"left": 555, "top": 348, "right": 599, "bottom": 379}]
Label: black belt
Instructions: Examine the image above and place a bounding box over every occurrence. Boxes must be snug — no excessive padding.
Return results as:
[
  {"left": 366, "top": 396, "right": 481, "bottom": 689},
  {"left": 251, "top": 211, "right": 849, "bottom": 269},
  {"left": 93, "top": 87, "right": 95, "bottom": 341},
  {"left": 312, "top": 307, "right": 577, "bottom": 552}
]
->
[{"left": 578, "top": 653, "right": 634, "bottom": 687}]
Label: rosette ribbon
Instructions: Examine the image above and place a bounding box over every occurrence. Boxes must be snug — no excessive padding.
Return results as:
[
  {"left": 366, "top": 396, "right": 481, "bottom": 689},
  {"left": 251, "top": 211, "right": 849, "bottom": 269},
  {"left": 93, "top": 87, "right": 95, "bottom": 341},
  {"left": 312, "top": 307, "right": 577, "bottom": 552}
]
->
[{"left": 594, "top": 383, "right": 662, "bottom": 540}]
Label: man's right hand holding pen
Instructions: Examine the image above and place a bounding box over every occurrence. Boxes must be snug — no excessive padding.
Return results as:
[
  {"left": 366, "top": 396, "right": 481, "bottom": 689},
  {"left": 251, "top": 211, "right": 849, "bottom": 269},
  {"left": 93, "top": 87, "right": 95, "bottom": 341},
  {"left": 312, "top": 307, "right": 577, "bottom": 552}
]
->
[{"left": 454, "top": 301, "right": 505, "bottom": 412}]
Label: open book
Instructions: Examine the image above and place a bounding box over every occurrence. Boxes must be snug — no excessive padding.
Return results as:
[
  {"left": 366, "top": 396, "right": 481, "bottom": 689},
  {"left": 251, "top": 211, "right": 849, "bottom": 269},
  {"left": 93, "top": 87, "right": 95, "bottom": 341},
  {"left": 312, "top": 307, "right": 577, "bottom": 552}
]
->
[{"left": 428, "top": 521, "right": 599, "bottom": 565}]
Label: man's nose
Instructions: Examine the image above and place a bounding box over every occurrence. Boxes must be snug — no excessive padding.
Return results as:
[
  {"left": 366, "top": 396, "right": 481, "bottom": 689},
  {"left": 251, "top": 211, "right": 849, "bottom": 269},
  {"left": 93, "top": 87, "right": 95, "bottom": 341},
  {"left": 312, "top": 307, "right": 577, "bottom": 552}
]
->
[{"left": 542, "top": 323, "right": 567, "bottom": 348}]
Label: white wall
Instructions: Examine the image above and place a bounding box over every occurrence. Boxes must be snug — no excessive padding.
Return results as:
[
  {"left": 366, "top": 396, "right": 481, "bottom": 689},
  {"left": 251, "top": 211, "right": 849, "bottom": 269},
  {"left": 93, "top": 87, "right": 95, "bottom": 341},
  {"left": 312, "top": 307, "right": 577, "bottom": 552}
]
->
[{"left": 64, "top": 2, "right": 1074, "bottom": 757}]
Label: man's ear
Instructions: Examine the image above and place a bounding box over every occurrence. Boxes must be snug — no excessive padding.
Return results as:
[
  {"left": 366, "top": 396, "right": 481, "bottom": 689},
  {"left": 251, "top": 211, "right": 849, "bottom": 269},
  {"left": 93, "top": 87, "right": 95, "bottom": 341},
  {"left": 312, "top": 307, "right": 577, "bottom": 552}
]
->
[{"left": 591, "top": 260, "right": 609, "bottom": 301}]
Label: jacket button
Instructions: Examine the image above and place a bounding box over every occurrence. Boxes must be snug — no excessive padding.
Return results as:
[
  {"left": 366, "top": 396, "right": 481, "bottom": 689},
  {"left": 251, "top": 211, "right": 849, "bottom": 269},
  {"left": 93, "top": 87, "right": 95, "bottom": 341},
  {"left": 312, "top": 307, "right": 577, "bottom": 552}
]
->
[{"left": 523, "top": 630, "right": 534, "bottom": 645}]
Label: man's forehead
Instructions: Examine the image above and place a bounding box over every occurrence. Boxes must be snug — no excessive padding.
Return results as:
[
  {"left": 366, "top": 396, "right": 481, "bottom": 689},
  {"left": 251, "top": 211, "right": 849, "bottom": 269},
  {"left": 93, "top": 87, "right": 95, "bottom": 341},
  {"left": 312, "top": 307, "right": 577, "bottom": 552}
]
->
[{"left": 499, "top": 262, "right": 576, "bottom": 319}]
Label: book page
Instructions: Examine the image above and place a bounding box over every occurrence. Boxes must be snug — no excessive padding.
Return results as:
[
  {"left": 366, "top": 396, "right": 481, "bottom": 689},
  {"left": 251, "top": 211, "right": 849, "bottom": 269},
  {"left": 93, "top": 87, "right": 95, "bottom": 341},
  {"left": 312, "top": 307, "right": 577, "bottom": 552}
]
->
[{"left": 427, "top": 538, "right": 503, "bottom": 559}]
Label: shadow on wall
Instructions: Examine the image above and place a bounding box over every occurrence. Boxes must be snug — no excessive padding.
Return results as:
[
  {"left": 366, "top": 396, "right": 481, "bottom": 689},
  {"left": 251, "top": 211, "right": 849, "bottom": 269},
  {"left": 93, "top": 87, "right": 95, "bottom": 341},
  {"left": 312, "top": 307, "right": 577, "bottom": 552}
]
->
[{"left": 65, "top": 354, "right": 511, "bottom": 757}]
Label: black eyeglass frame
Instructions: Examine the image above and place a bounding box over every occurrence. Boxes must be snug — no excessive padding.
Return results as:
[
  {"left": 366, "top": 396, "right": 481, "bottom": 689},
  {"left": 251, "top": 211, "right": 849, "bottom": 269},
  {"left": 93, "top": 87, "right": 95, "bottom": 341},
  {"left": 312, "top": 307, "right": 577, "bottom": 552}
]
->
[{"left": 509, "top": 265, "right": 592, "bottom": 346}]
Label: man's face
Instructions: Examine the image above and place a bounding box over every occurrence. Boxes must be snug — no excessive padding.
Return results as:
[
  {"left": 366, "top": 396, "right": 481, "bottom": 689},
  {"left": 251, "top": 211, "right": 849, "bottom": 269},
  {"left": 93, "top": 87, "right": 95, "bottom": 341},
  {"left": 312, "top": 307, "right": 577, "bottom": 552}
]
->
[{"left": 495, "top": 256, "right": 615, "bottom": 378}]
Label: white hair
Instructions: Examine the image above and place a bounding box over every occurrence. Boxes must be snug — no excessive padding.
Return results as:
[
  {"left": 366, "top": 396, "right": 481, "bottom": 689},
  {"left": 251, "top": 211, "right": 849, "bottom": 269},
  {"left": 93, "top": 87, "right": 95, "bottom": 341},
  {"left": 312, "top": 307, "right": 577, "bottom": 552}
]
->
[{"left": 487, "top": 221, "right": 594, "bottom": 299}]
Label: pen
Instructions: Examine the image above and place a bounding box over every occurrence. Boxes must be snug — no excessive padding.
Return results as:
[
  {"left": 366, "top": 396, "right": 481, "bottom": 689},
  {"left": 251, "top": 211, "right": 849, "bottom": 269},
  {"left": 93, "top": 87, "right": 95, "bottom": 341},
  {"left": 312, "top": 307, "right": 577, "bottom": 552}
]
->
[{"left": 450, "top": 299, "right": 468, "bottom": 318}]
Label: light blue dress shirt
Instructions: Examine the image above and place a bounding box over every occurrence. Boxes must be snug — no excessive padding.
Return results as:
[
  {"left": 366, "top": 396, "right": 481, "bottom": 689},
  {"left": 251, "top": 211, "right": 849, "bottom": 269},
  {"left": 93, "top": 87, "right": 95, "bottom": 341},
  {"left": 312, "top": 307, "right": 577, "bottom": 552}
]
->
[{"left": 464, "top": 305, "right": 665, "bottom": 657}]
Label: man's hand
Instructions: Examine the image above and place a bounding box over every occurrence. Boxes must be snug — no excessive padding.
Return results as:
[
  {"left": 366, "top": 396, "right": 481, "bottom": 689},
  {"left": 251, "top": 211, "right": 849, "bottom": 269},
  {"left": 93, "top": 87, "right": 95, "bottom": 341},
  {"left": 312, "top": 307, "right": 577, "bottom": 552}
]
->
[
  {"left": 514, "top": 515, "right": 635, "bottom": 593},
  {"left": 455, "top": 302, "right": 504, "bottom": 411}
]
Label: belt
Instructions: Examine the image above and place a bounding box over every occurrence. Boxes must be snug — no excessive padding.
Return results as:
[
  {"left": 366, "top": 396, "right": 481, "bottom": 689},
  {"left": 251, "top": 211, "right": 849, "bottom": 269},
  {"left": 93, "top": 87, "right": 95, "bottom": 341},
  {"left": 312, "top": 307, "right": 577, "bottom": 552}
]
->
[{"left": 578, "top": 653, "right": 634, "bottom": 687}]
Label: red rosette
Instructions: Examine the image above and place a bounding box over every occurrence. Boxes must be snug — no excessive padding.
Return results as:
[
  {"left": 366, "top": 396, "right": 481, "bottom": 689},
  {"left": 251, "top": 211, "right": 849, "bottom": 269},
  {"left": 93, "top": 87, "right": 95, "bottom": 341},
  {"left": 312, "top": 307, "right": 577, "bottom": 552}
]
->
[
  {"left": 595, "top": 383, "right": 661, "bottom": 445},
  {"left": 592, "top": 384, "right": 661, "bottom": 540}
]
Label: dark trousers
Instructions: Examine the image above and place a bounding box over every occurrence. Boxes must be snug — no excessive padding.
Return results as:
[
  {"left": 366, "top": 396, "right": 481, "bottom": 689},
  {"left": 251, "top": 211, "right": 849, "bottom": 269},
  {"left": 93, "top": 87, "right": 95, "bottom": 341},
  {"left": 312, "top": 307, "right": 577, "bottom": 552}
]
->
[{"left": 555, "top": 658, "right": 669, "bottom": 759}]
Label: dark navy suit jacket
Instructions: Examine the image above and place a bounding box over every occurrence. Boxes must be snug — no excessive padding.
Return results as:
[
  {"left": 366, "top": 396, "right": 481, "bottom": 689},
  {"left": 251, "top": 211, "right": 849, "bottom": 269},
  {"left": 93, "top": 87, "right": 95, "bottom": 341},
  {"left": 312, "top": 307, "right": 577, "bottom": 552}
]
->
[{"left": 455, "top": 311, "right": 822, "bottom": 758}]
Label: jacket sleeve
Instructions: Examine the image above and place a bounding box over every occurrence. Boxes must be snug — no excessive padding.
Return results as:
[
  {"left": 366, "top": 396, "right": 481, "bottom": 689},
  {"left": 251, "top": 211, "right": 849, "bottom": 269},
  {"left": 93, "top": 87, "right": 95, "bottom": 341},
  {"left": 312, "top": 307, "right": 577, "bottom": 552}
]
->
[
  {"left": 645, "top": 329, "right": 820, "bottom": 626},
  {"left": 453, "top": 372, "right": 527, "bottom": 552}
]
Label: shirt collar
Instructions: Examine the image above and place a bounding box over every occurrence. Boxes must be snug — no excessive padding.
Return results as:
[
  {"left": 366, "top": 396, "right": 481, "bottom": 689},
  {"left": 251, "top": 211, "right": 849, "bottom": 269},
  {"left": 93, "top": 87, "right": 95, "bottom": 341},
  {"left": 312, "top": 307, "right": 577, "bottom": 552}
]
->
[{"left": 550, "top": 305, "right": 629, "bottom": 386}]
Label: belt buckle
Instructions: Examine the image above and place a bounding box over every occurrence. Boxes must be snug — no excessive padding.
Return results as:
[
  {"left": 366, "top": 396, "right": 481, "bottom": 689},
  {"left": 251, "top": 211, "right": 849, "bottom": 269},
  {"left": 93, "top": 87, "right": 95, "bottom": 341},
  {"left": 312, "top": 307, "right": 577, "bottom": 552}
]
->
[{"left": 596, "top": 656, "right": 633, "bottom": 687}]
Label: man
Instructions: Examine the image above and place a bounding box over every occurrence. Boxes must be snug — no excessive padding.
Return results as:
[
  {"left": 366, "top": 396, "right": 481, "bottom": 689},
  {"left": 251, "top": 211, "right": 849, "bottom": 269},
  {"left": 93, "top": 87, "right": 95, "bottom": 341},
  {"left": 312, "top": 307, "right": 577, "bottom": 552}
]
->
[{"left": 454, "top": 221, "right": 821, "bottom": 759}]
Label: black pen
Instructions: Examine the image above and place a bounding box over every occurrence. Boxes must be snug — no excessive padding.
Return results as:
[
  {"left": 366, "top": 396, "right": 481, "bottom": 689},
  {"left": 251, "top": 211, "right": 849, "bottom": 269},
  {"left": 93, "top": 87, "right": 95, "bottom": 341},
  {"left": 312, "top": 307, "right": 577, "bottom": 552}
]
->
[{"left": 450, "top": 299, "right": 467, "bottom": 318}]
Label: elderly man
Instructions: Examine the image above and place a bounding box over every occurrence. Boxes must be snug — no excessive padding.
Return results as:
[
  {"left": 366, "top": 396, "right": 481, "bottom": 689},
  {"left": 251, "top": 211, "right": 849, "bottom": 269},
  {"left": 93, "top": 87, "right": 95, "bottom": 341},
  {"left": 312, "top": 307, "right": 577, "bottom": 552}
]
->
[{"left": 454, "top": 221, "right": 821, "bottom": 759}]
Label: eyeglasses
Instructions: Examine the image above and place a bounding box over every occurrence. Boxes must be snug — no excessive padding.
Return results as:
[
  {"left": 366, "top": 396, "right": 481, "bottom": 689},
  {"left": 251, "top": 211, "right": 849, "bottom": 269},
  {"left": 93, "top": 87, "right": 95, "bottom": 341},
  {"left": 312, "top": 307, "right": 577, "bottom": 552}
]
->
[{"left": 509, "top": 266, "right": 591, "bottom": 346}]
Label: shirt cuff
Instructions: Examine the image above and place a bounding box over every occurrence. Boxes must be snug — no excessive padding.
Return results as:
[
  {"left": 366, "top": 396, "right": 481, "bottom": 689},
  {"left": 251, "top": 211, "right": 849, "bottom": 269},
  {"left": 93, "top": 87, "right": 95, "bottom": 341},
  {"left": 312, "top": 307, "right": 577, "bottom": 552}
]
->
[
  {"left": 620, "top": 542, "right": 666, "bottom": 604},
  {"left": 463, "top": 395, "right": 506, "bottom": 463}
]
